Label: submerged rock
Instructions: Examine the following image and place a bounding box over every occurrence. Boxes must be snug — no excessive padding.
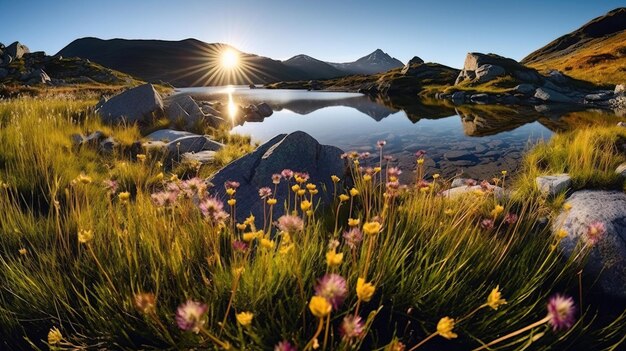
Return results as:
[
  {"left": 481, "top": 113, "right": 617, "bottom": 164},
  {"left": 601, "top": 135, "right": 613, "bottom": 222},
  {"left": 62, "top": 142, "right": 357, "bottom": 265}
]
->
[
  {"left": 208, "top": 131, "right": 346, "bottom": 222},
  {"left": 554, "top": 190, "right": 626, "bottom": 298}
]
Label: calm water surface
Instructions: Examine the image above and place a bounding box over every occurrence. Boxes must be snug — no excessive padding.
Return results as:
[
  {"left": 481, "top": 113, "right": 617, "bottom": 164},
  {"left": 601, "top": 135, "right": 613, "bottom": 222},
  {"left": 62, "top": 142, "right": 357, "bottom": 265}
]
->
[{"left": 178, "top": 86, "right": 594, "bottom": 180}]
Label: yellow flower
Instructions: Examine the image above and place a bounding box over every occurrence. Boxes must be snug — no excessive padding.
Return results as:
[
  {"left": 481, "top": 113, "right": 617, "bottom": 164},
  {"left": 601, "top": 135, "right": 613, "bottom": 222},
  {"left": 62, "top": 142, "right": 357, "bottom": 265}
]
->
[
  {"left": 18, "top": 248, "right": 27, "bottom": 255},
  {"left": 433, "top": 173, "right": 440, "bottom": 179},
  {"left": 331, "top": 175, "right": 340, "bottom": 183},
  {"left": 226, "top": 188, "right": 236, "bottom": 196},
  {"left": 78, "top": 229, "right": 93, "bottom": 244},
  {"left": 260, "top": 238, "right": 275, "bottom": 249},
  {"left": 348, "top": 218, "right": 360, "bottom": 227},
  {"left": 236, "top": 311, "right": 254, "bottom": 326},
  {"left": 136, "top": 154, "right": 146, "bottom": 162},
  {"left": 309, "top": 189, "right": 319, "bottom": 195},
  {"left": 444, "top": 208, "right": 454, "bottom": 216},
  {"left": 353, "top": 159, "right": 360, "bottom": 166},
  {"left": 326, "top": 249, "right": 343, "bottom": 267},
  {"left": 306, "top": 210, "right": 314, "bottom": 217},
  {"left": 491, "top": 205, "right": 505, "bottom": 217},
  {"left": 556, "top": 228, "right": 568, "bottom": 239},
  {"left": 236, "top": 223, "right": 247, "bottom": 231},
  {"left": 363, "top": 174, "right": 372, "bottom": 182},
  {"left": 156, "top": 161, "right": 163, "bottom": 168},
  {"left": 563, "top": 203, "right": 572, "bottom": 211},
  {"left": 244, "top": 215, "right": 255, "bottom": 226},
  {"left": 48, "top": 326, "right": 63, "bottom": 345},
  {"left": 170, "top": 174, "right": 179, "bottom": 182},
  {"left": 267, "top": 198, "right": 277, "bottom": 205},
  {"left": 339, "top": 194, "right": 350, "bottom": 202},
  {"left": 279, "top": 243, "right": 294, "bottom": 255},
  {"left": 228, "top": 199, "right": 237, "bottom": 206},
  {"left": 301, "top": 200, "right": 312, "bottom": 211},
  {"left": 154, "top": 172, "right": 164, "bottom": 181},
  {"left": 118, "top": 191, "right": 131, "bottom": 203},
  {"left": 417, "top": 158, "right": 424, "bottom": 165},
  {"left": 295, "top": 175, "right": 306, "bottom": 184},
  {"left": 297, "top": 189, "right": 306, "bottom": 196},
  {"left": 349, "top": 188, "right": 359, "bottom": 197},
  {"left": 437, "top": 317, "right": 457, "bottom": 339},
  {"left": 486, "top": 285, "right": 507, "bottom": 310},
  {"left": 363, "top": 221, "right": 382, "bottom": 236},
  {"left": 356, "top": 278, "right": 375, "bottom": 302},
  {"left": 306, "top": 183, "right": 317, "bottom": 190},
  {"left": 501, "top": 170, "right": 507, "bottom": 176},
  {"left": 291, "top": 184, "right": 301, "bottom": 192},
  {"left": 243, "top": 232, "right": 258, "bottom": 242},
  {"left": 309, "top": 296, "right": 331, "bottom": 318},
  {"left": 373, "top": 167, "right": 381, "bottom": 173}
]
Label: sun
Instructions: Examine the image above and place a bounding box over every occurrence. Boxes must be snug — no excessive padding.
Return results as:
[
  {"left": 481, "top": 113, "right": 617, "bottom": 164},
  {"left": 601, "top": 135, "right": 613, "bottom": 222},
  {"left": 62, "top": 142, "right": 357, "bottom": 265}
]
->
[{"left": 221, "top": 49, "right": 239, "bottom": 69}]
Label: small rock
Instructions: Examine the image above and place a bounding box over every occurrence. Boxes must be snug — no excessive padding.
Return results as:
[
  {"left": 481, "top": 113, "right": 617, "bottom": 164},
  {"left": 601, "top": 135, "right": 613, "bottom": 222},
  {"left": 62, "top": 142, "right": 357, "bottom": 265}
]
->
[
  {"left": 535, "top": 174, "right": 571, "bottom": 196},
  {"left": 615, "top": 84, "right": 625, "bottom": 96},
  {"left": 616, "top": 163, "right": 626, "bottom": 178},
  {"left": 618, "top": 122, "right": 626, "bottom": 128},
  {"left": 145, "top": 129, "right": 196, "bottom": 143},
  {"left": 182, "top": 150, "right": 217, "bottom": 164},
  {"left": 451, "top": 178, "right": 475, "bottom": 188},
  {"left": 99, "top": 137, "right": 119, "bottom": 154},
  {"left": 441, "top": 184, "right": 506, "bottom": 199},
  {"left": 534, "top": 87, "right": 574, "bottom": 103},
  {"left": 470, "top": 93, "right": 490, "bottom": 103},
  {"left": 585, "top": 92, "right": 613, "bottom": 101},
  {"left": 513, "top": 84, "right": 536, "bottom": 95}
]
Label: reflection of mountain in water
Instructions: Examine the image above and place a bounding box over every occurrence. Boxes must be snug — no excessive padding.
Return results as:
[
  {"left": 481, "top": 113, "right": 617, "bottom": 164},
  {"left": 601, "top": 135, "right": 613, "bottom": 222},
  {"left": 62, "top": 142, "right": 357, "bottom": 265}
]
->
[{"left": 277, "top": 96, "right": 397, "bottom": 121}]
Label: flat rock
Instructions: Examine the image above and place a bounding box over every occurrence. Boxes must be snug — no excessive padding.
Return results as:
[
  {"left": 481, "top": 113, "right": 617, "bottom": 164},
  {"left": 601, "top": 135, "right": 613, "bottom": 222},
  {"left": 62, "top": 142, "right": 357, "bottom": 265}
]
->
[
  {"left": 97, "top": 84, "right": 163, "bottom": 124},
  {"left": 182, "top": 150, "right": 217, "bottom": 164},
  {"left": 145, "top": 129, "right": 196, "bottom": 142},
  {"left": 536, "top": 174, "right": 571, "bottom": 196},
  {"left": 444, "top": 150, "right": 473, "bottom": 161},
  {"left": 208, "top": 131, "right": 346, "bottom": 222},
  {"left": 554, "top": 190, "right": 626, "bottom": 298},
  {"left": 165, "top": 135, "right": 223, "bottom": 161},
  {"left": 441, "top": 184, "right": 505, "bottom": 199}
]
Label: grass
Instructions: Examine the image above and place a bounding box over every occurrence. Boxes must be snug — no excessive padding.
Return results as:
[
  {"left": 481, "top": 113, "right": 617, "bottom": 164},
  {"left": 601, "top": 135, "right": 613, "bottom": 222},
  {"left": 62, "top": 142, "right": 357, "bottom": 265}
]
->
[{"left": 0, "top": 97, "right": 625, "bottom": 350}]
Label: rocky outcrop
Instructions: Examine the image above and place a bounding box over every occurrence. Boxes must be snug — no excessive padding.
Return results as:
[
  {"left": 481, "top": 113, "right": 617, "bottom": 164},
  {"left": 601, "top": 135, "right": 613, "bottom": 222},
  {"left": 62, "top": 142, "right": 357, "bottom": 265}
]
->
[
  {"left": 208, "top": 131, "right": 346, "bottom": 221},
  {"left": 144, "top": 128, "right": 223, "bottom": 166},
  {"left": 164, "top": 94, "right": 224, "bottom": 129},
  {"left": 401, "top": 56, "right": 425, "bottom": 75},
  {"left": 554, "top": 190, "right": 626, "bottom": 298},
  {"left": 97, "top": 84, "right": 163, "bottom": 124},
  {"left": 4, "top": 42, "right": 29, "bottom": 60},
  {"left": 455, "top": 53, "right": 543, "bottom": 85}
]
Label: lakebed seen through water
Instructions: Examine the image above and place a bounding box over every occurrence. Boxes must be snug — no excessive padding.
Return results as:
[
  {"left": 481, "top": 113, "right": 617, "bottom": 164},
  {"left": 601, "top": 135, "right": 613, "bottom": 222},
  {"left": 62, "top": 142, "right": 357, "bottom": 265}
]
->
[{"left": 179, "top": 86, "right": 620, "bottom": 181}]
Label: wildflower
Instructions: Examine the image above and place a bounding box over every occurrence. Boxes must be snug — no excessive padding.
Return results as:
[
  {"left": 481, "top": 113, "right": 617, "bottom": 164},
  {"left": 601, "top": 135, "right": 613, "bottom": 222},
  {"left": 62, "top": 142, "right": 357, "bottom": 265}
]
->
[
  {"left": 297, "top": 189, "right": 306, "bottom": 196},
  {"left": 360, "top": 152, "right": 371, "bottom": 159},
  {"left": 350, "top": 188, "right": 359, "bottom": 197},
  {"left": 272, "top": 174, "right": 282, "bottom": 184},
  {"left": 437, "top": 317, "right": 457, "bottom": 339},
  {"left": 481, "top": 219, "right": 494, "bottom": 230},
  {"left": 586, "top": 221, "right": 606, "bottom": 245},
  {"left": 387, "top": 340, "right": 406, "bottom": 351},
  {"left": 433, "top": 173, "right": 440, "bottom": 179},
  {"left": 170, "top": 174, "right": 179, "bottom": 182},
  {"left": 228, "top": 199, "right": 236, "bottom": 206},
  {"left": 134, "top": 292, "right": 156, "bottom": 314},
  {"left": 281, "top": 169, "right": 294, "bottom": 179},
  {"left": 415, "top": 150, "right": 426, "bottom": 158},
  {"left": 306, "top": 183, "right": 317, "bottom": 190},
  {"left": 258, "top": 187, "right": 272, "bottom": 199},
  {"left": 547, "top": 294, "right": 576, "bottom": 331},
  {"left": 291, "top": 184, "right": 301, "bottom": 192},
  {"left": 487, "top": 285, "right": 507, "bottom": 310},
  {"left": 275, "top": 340, "right": 297, "bottom": 351},
  {"left": 236, "top": 223, "right": 247, "bottom": 231},
  {"left": 176, "top": 300, "right": 208, "bottom": 333},
  {"left": 118, "top": 191, "right": 131, "bottom": 203},
  {"left": 232, "top": 266, "right": 245, "bottom": 276},
  {"left": 556, "top": 228, "right": 568, "bottom": 239},
  {"left": 387, "top": 167, "right": 402, "bottom": 179},
  {"left": 444, "top": 208, "right": 454, "bottom": 216},
  {"left": 154, "top": 172, "right": 164, "bottom": 181},
  {"left": 244, "top": 215, "right": 255, "bottom": 226},
  {"left": 563, "top": 203, "right": 572, "bottom": 211},
  {"left": 491, "top": 205, "right": 505, "bottom": 218},
  {"left": 75, "top": 173, "right": 92, "bottom": 184},
  {"left": 328, "top": 239, "right": 340, "bottom": 251},
  {"left": 363, "top": 174, "right": 372, "bottom": 182},
  {"left": 78, "top": 229, "right": 93, "bottom": 244},
  {"left": 384, "top": 155, "right": 393, "bottom": 162},
  {"left": 199, "top": 197, "right": 229, "bottom": 226},
  {"left": 18, "top": 248, "right": 27, "bottom": 255},
  {"left": 277, "top": 215, "right": 304, "bottom": 233},
  {"left": 226, "top": 188, "right": 236, "bottom": 196},
  {"left": 343, "top": 228, "right": 363, "bottom": 249},
  {"left": 151, "top": 191, "right": 178, "bottom": 207},
  {"left": 103, "top": 179, "right": 118, "bottom": 194},
  {"left": 267, "top": 198, "right": 277, "bottom": 205},
  {"left": 225, "top": 180, "right": 240, "bottom": 190},
  {"left": 315, "top": 274, "right": 348, "bottom": 309},
  {"left": 504, "top": 213, "right": 518, "bottom": 225},
  {"left": 295, "top": 172, "right": 309, "bottom": 183},
  {"left": 331, "top": 175, "right": 340, "bottom": 183},
  {"left": 356, "top": 277, "right": 375, "bottom": 302},
  {"left": 339, "top": 315, "right": 364, "bottom": 340},
  {"left": 260, "top": 238, "right": 275, "bottom": 249},
  {"left": 377, "top": 140, "right": 387, "bottom": 148},
  {"left": 387, "top": 180, "right": 400, "bottom": 190},
  {"left": 339, "top": 194, "right": 350, "bottom": 202},
  {"left": 243, "top": 232, "right": 258, "bottom": 242},
  {"left": 232, "top": 240, "right": 248, "bottom": 252},
  {"left": 236, "top": 311, "right": 254, "bottom": 326},
  {"left": 417, "top": 158, "right": 424, "bottom": 165},
  {"left": 348, "top": 218, "right": 360, "bottom": 227},
  {"left": 326, "top": 249, "right": 344, "bottom": 267},
  {"left": 48, "top": 326, "right": 63, "bottom": 345},
  {"left": 374, "top": 166, "right": 382, "bottom": 173},
  {"left": 363, "top": 221, "right": 382, "bottom": 236},
  {"left": 309, "top": 296, "right": 332, "bottom": 318},
  {"left": 136, "top": 154, "right": 146, "bottom": 162},
  {"left": 501, "top": 170, "right": 507, "bottom": 176},
  {"left": 309, "top": 189, "right": 319, "bottom": 195},
  {"left": 300, "top": 200, "right": 312, "bottom": 211}
]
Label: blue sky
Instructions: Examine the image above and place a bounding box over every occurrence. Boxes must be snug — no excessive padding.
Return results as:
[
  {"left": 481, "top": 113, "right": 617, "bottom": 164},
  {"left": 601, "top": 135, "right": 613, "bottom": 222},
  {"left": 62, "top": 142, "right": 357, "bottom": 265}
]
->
[{"left": 0, "top": 0, "right": 623, "bottom": 68}]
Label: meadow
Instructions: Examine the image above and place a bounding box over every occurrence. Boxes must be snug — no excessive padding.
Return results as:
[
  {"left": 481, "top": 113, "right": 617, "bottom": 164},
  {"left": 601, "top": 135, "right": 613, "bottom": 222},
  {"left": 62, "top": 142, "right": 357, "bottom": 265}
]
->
[{"left": 0, "top": 97, "right": 625, "bottom": 350}]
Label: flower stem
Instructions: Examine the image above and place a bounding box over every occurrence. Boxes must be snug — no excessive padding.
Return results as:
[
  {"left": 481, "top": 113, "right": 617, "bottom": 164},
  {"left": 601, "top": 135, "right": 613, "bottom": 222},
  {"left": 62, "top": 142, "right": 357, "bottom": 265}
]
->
[
  {"left": 472, "top": 316, "right": 550, "bottom": 351},
  {"left": 407, "top": 331, "right": 438, "bottom": 351},
  {"left": 304, "top": 317, "right": 325, "bottom": 351}
]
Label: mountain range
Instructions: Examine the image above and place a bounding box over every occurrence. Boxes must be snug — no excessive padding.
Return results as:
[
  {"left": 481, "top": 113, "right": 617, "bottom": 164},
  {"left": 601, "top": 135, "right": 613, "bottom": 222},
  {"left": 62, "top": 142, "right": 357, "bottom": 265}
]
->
[{"left": 57, "top": 38, "right": 403, "bottom": 87}]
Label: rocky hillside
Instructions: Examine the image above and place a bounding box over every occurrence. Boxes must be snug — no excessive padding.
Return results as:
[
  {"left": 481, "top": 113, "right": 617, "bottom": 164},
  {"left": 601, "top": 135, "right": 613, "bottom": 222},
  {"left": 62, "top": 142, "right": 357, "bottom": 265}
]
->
[
  {"left": 522, "top": 7, "right": 626, "bottom": 86},
  {"left": 0, "top": 41, "right": 140, "bottom": 88}
]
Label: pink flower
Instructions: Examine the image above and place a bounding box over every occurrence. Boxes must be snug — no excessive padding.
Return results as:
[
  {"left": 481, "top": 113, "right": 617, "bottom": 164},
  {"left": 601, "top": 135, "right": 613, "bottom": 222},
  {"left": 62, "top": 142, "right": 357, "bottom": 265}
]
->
[
  {"left": 586, "top": 221, "right": 606, "bottom": 245},
  {"left": 276, "top": 215, "right": 304, "bottom": 233},
  {"left": 259, "top": 187, "right": 272, "bottom": 199},
  {"left": 383, "top": 155, "right": 393, "bottom": 162},
  {"left": 225, "top": 180, "right": 240, "bottom": 190},
  {"left": 339, "top": 315, "right": 364, "bottom": 341},
  {"left": 176, "top": 300, "right": 208, "bottom": 333},
  {"left": 416, "top": 180, "right": 431, "bottom": 189},
  {"left": 386, "top": 181, "right": 400, "bottom": 190},
  {"left": 360, "top": 152, "right": 371, "bottom": 159},
  {"left": 364, "top": 167, "right": 374, "bottom": 175},
  {"left": 102, "top": 179, "right": 118, "bottom": 194},
  {"left": 387, "top": 167, "right": 402, "bottom": 178},
  {"left": 415, "top": 150, "right": 426, "bottom": 158},
  {"left": 504, "top": 213, "right": 518, "bottom": 225},
  {"left": 480, "top": 180, "right": 492, "bottom": 190},
  {"left": 274, "top": 341, "right": 297, "bottom": 351},
  {"left": 315, "top": 274, "right": 348, "bottom": 310},
  {"left": 281, "top": 169, "right": 294, "bottom": 179},
  {"left": 294, "top": 172, "right": 309, "bottom": 182},
  {"left": 343, "top": 228, "right": 363, "bottom": 249},
  {"left": 151, "top": 191, "right": 178, "bottom": 207},
  {"left": 377, "top": 140, "right": 387, "bottom": 148},
  {"left": 547, "top": 294, "right": 576, "bottom": 331},
  {"left": 199, "top": 197, "right": 228, "bottom": 225},
  {"left": 481, "top": 219, "right": 495, "bottom": 230},
  {"left": 232, "top": 240, "right": 248, "bottom": 252},
  {"left": 180, "top": 178, "right": 206, "bottom": 198},
  {"left": 272, "top": 174, "right": 282, "bottom": 185}
]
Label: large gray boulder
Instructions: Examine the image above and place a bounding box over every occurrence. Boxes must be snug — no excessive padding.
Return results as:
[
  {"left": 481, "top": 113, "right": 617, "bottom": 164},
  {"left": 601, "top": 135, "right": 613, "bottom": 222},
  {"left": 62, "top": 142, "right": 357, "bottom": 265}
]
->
[
  {"left": 474, "top": 64, "right": 506, "bottom": 83},
  {"left": 554, "top": 191, "right": 626, "bottom": 298},
  {"left": 534, "top": 87, "right": 574, "bottom": 103},
  {"left": 97, "top": 84, "right": 163, "bottom": 124},
  {"left": 165, "top": 94, "right": 224, "bottom": 128},
  {"left": 26, "top": 68, "right": 51, "bottom": 85},
  {"left": 455, "top": 52, "right": 543, "bottom": 85},
  {"left": 5, "top": 41, "right": 29, "bottom": 59},
  {"left": 208, "top": 131, "right": 346, "bottom": 222}
]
